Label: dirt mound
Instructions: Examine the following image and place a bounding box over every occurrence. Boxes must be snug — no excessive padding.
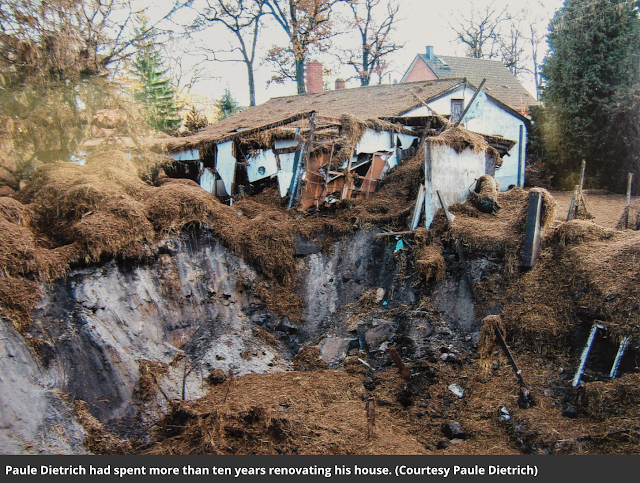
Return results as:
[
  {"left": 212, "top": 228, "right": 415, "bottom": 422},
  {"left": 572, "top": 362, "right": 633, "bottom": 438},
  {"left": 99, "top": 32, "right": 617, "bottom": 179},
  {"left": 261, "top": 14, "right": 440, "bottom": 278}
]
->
[
  {"left": 3, "top": 151, "right": 309, "bottom": 327},
  {"left": 443, "top": 187, "right": 556, "bottom": 273}
]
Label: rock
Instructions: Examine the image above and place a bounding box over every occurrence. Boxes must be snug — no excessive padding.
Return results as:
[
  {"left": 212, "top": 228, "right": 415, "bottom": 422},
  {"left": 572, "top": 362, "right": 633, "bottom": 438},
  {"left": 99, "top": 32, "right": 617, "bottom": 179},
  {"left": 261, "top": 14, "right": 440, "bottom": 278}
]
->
[
  {"left": 318, "top": 337, "right": 351, "bottom": 366},
  {"left": 442, "top": 421, "right": 465, "bottom": 439},
  {"left": 450, "top": 438, "right": 464, "bottom": 445},
  {"left": 363, "top": 321, "right": 395, "bottom": 351},
  {"left": 375, "top": 288, "right": 386, "bottom": 303},
  {"left": 562, "top": 407, "right": 578, "bottom": 419},
  {"left": 363, "top": 378, "right": 375, "bottom": 391},
  {"left": 448, "top": 383, "right": 464, "bottom": 398},
  {"left": 206, "top": 369, "right": 226, "bottom": 385},
  {"left": 436, "top": 440, "right": 449, "bottom": 450}
]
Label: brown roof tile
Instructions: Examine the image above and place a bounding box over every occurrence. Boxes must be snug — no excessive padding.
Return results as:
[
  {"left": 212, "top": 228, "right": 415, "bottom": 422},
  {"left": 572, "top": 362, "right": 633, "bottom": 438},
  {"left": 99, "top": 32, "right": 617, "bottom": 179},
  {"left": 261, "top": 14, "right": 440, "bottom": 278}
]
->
[{"left": 161, "top": 78, "right": 464, "bottom": 152}]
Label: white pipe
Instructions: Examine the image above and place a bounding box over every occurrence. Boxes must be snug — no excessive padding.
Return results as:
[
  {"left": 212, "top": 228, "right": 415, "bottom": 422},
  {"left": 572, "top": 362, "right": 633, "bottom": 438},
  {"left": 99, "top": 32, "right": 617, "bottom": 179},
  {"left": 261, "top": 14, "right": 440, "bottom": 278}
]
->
[
  {"left": 572, "top": 324, "right": 603, "bottom": 387},
  {"left": 609, "top": 336, "right": 629, "bottom": 379}
]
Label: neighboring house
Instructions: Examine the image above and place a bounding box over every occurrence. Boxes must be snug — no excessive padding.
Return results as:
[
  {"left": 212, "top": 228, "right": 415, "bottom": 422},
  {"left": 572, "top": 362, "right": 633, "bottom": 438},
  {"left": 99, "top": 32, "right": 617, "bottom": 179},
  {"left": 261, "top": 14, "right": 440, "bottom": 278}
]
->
[
  {"left": 160, "top": 78, "right": 516, "bottom": 228},
  {"left": 401, "top": 47, "right": 539, "bottom": 189}
]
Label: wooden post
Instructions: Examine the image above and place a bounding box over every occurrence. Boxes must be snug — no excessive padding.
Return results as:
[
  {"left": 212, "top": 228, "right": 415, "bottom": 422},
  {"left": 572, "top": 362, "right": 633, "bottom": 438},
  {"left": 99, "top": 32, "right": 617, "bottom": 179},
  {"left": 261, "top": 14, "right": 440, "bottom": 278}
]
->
[
  {"left": 522, "top": 191, "right": 543, "bottom": 268},
  {"left": 579, "top": 159, "right": 586, "bottom": 191},
  {"left": 566, "top": 185, "right": 579, "bottom": 222},
  {"left": 625, "top": 173, "right": 633, "bottom": 229},
  {"left": 367, "top": 397, "right": 375, "bottom": 438},
  {"left": 388, "top": 347, "right": 410, "bottom": 379}
]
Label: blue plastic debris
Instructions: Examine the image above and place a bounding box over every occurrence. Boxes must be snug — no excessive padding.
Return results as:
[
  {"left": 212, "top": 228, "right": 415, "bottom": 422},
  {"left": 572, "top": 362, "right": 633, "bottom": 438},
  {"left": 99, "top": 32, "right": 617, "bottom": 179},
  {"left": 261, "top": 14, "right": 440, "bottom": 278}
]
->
[
  {"left": 382, "top": 301, "right": 388, "bottom": 306},
  {"left": 394, "top": 239, "right": 405, "bottom": 252}
]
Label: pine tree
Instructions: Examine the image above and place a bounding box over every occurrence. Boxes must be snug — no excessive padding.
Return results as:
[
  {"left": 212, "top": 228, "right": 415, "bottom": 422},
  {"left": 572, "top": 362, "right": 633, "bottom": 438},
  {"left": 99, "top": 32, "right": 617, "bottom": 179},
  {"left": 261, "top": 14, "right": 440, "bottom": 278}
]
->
[
  {"left": 215, "top": 89, "right": 241, "bottom": 121},
  {"left": 540, "top": 0, "right": 640, "bottom": 191},
  {"left": 183, "top": 105, "right": 209, "bottom": 135},
  {"left": 131, "top": 19, "right": 181, "bottom": 134}
]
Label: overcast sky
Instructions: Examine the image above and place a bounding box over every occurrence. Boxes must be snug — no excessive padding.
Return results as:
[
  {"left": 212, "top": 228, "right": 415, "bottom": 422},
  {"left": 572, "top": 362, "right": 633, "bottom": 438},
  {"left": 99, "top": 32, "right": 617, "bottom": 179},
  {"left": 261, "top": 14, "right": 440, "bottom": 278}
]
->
[{"left": 149, "top": 0, "right": 565, "bottom": 107}]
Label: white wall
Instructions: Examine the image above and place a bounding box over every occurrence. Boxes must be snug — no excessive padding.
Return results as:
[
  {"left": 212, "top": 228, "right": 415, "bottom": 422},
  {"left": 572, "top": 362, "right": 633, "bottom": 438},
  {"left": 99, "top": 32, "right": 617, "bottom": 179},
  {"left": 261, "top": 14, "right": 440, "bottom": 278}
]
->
[
  {"left": 404, "top": 85, "right": 527, "bottom": 190},
  {"left": 424, "top": 142, "right": 487, "bottom": 228}
]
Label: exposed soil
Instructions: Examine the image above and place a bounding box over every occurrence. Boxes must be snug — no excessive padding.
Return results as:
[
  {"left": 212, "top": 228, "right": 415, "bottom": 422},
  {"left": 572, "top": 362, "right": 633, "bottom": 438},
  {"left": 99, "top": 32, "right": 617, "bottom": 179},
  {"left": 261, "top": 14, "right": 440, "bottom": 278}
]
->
[{"left": 550, "top": 190, "right": 638, "bottom": 229}]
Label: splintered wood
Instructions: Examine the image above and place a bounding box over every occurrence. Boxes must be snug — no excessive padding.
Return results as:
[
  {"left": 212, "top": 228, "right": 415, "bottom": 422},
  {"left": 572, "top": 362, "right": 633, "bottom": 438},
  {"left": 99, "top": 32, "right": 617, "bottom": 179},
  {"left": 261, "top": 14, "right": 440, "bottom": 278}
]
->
[{"left": 389, "top": 347, "right": 410, "bottom": 379}]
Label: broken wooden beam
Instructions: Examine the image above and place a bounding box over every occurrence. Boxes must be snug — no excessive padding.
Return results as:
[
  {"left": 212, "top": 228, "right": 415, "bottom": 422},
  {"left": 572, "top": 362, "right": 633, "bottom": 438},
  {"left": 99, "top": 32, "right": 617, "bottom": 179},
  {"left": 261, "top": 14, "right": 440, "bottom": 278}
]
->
[
  {"left": 367, "top": 397, "right": 375, "bottom": 438},
  {"left": 566, "top": 185, "right": 579, "bottom": 222},
  {"left": 522, "top": 190, "right": 543, "bottom": 268},
  {"left": 455, "top": 78, "right": 486, "bottom": 127},
  {"left": 389, "top": 347, "right": 410, "bottom": 379},
  {"left": 376, "top": 230, "right": 417, "bottom": 237}
]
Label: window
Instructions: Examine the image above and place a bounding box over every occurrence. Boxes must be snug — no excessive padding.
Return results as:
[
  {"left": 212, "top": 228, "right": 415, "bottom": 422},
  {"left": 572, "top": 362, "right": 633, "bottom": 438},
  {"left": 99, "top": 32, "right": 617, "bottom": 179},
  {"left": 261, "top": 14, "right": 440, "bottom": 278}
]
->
[{"left": 451, "top": 99, "right": 463, "bottom": 123}]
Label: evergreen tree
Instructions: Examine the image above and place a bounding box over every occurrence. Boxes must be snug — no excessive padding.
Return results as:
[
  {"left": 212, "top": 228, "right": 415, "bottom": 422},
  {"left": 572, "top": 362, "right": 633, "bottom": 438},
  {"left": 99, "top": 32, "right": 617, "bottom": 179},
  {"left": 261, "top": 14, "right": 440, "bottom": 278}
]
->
[
  {"left": 183, "top": 105, "right": 209, "bottom": 135},
  {"left": 540, "top": 0, "right": 640, "bottom": 191},
  {"left": 131, "top": 18, "right": 181, "bottom": 134},
  {"left": 215, "top": 89, "right": 241, "bottom": 121}
]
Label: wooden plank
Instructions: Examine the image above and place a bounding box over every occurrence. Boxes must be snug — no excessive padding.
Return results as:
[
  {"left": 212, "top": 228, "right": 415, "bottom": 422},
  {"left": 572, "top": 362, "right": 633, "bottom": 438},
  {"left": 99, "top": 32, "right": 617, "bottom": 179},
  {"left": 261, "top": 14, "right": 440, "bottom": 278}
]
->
[
  {"left": 522, "top": 191, "right": 543, "bottom": 268},
  {"left": 367, "top": 397, "right": 375, "bottom": 438},
  {"left": 625, "top": 173, "right": 633, "bottom": 229},
  {"left": 566, "top": 185, "right": 579, "bottom": 222},
  {"left": 376, "top": 230, "right": 417, "bottom": 237}
]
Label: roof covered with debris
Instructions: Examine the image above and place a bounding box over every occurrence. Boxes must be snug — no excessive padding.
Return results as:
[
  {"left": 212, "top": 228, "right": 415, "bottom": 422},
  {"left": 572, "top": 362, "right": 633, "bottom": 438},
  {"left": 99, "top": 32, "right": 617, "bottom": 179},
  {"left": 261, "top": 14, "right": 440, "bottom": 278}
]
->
[
  {"left": 160, "top": 78, "right": 465, "bottom": 153},
  {"left": 409, "top": 55, "right": 538, "bottom": 115}
]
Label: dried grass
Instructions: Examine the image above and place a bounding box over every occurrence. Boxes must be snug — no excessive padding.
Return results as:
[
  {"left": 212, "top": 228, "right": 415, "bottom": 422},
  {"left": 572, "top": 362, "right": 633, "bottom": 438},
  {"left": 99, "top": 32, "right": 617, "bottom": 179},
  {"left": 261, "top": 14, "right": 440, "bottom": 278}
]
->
[
  {"left": 140, "top": 370, "right": 426, "bottom": 455},
  {"left": 577, "top": 373, "right": 640, "bottom": 421},
  {"left": 413, "top": 228, "right": 445, "bottom": 282}
]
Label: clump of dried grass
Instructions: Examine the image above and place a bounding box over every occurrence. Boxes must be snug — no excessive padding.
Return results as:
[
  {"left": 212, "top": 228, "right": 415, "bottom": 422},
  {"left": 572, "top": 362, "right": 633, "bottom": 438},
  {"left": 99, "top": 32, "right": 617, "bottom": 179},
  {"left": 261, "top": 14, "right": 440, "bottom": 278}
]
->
[
  {"left": 477, "top": 315, "right": 505, "bottom": 374},
  {"left": 413, "top": 228, "right": 445, "bottom": 282},
  {"left": 502, "top": 303, "right": 571, "bottom": 358},
  {"left": 429, "top": 126, "right": 490, "bottom": 154},
  {"left": 467, "top": 175, "right": 499, "bottom": 214},
  {"left": 137, "top": 360, "right": 169, "bottom": 402},
  {"left": 293, "top": 345, "right": 327, "bottom": 371},
  {"left": 340, "top": 114, "right": 369, "bottom": 147},
  {"left": 73, "top": 400, "right": 133, "bottom": 454},
  {"left": 616, "top": 199, "right": 640, "bottom": 230},
  {"left": 577, "top": 373, "right": 640, "bottom": 421}
]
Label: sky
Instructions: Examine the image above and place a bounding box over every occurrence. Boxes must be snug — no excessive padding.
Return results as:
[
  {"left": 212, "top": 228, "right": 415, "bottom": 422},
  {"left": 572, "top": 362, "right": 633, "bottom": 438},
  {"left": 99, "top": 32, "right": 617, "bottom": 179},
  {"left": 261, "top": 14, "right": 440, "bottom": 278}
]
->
[{"left": 147, "top": 0, "right": 565, "bottom": 108}]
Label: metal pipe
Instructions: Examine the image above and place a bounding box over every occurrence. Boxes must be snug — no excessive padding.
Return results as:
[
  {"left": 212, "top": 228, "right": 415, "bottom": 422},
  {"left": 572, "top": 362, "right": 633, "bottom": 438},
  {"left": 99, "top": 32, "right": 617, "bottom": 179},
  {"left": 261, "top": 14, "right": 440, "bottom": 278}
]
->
[
  {"left": 572, "top": 323, "right": 603, "bottom": 387},
  {"left": 609, "top": 336, "right": 629, "bottom": 379}
]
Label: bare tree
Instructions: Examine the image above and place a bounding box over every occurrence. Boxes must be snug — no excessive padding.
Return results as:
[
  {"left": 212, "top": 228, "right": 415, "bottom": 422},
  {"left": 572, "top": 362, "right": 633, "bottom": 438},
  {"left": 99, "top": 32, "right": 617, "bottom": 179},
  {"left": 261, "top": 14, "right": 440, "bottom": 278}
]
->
[
  {"left": 264, "top": 0, "right": 347, "bottom": 94},
  {"left": 450, "top": 1, "right": 507, "bottom": 59},
  {"left": 341, "top": 0, "right": 403, "bottom": 86},
  {"left": 499, "top": 15, "right": 528, "bottom": 78},
  {"left": 191, "top": 0, "right": 265, "bottom": 106}
]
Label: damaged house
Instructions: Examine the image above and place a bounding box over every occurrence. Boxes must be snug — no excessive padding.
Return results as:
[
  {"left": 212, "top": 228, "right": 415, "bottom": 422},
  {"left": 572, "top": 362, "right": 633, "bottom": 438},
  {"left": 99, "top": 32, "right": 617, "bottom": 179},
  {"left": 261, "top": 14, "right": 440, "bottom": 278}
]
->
[
  {"left": 160, "top": 78, "right": 515, "bottom": 228},
  {"left": 402, "top": 47, "right": 538, "bottom": 189}
]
